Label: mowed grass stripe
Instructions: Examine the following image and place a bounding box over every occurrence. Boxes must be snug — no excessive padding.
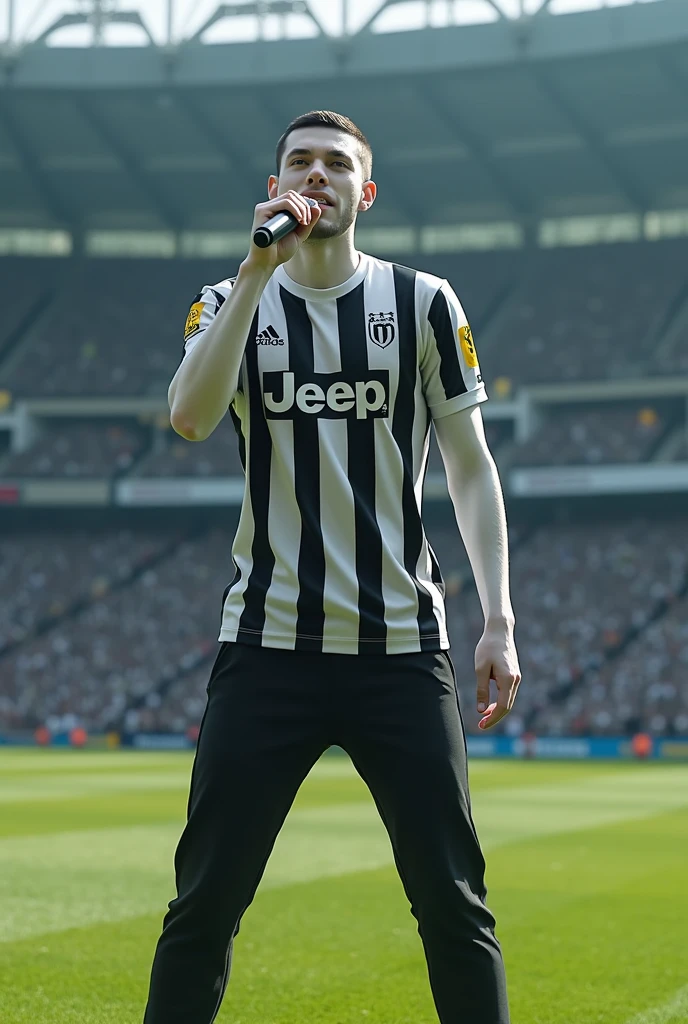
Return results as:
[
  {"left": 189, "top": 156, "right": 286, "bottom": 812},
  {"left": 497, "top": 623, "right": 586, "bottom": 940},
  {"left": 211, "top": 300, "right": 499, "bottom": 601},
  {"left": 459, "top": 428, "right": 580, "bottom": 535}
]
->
[
  {"left": 1, "top": 807, "right": 686, "bottom": 1024},
  {"left": 2, "top": 765, "right": 688, "bottom": 943},
  {"left": 0, "top": 748, "right": 656, "bottom": 785},
  {"left": 623, "top": 985, "right": 688, "bottom": 1024}
]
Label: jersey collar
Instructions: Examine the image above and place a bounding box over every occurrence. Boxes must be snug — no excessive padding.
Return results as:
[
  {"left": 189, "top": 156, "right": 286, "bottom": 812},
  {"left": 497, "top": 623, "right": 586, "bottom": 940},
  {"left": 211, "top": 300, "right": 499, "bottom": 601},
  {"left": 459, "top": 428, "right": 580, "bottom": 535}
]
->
[{"left": 274, "top": 253, "right": 369, "bottom": 302}]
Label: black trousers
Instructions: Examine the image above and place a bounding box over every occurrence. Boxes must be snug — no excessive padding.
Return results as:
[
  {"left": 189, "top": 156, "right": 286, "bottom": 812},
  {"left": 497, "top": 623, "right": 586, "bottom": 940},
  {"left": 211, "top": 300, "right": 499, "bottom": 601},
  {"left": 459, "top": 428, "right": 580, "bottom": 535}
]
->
[{"left": 143, "top": 642, "right": 510, "bottom": 1024}]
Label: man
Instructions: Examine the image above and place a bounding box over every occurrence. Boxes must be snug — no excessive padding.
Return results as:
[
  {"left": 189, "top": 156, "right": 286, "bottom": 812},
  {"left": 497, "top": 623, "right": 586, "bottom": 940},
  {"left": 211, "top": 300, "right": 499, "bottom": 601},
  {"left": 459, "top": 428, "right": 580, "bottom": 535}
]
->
[{"left": 144, "top": 110, "right": 521, "bottom": 1024}]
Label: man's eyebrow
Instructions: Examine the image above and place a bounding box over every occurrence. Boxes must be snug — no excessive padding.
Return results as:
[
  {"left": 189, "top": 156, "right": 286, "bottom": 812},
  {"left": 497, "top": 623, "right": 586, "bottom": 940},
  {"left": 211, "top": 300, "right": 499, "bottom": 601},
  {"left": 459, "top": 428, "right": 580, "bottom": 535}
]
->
[{"left": 285, "top": 147, "right": 355, "bottom": 162}]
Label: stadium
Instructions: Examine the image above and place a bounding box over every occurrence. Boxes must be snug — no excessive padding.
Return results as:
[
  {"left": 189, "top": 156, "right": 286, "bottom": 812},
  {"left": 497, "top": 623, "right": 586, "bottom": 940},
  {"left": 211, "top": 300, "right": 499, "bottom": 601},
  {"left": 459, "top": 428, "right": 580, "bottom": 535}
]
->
[{"left": 1, "top": 2, "right": 688, "bottom": 1023}]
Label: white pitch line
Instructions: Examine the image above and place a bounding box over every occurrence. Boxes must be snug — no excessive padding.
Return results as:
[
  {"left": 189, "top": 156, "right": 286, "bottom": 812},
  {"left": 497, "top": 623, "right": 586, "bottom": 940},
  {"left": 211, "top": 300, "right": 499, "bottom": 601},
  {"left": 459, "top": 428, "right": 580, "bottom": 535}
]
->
[{"left": 623, "top": 984, "right": 688, "bottom": 1024}]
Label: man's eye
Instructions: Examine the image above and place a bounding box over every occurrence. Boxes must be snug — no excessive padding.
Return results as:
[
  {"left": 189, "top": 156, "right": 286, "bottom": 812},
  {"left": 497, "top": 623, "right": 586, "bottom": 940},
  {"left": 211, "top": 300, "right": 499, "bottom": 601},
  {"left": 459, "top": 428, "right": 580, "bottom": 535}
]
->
[
  {"left": 333, "top": 162, "right": 348, "bottom": 168},
  {"left": 291, "top": 159, "right": 306, "bottom": 165}
]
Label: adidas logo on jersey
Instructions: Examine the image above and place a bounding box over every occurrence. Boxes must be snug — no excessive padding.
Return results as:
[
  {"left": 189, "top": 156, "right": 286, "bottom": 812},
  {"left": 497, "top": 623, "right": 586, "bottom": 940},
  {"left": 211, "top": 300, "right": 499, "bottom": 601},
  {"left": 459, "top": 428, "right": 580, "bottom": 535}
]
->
[
  {"left": 256, "top": 325, "right": 284, "bottom": 346},
  {"left": 263, "top": 370, "right": 390, "bottom": 420}
]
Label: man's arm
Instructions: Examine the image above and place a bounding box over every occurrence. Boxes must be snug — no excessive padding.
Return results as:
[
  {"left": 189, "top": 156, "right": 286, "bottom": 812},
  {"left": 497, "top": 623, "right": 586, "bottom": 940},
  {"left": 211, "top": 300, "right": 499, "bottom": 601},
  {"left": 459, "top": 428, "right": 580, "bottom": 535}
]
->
[
  {"left": 434, "top": 405, "right": 521, "bottom": 731},
  {"left": 169, "top": 264, "right": 271, "bottom": 441},
  {"left": 169, "top": 189, "right": 320, "bottom": 442}
]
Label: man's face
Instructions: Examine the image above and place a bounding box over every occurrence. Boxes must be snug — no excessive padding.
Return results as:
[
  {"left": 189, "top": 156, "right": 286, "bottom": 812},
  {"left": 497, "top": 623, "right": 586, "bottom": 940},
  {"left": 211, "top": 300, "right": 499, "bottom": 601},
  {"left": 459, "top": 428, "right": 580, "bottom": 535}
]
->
[{"left": 270, "top": 127, "right": 374, "bottom": 240}]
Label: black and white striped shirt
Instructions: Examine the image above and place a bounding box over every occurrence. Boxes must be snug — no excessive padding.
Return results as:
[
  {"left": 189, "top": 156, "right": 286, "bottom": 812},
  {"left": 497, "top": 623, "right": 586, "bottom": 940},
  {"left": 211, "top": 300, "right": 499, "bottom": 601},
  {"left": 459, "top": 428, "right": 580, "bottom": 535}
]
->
[{"left": 182, "top": 253, "right": 487, "bottom": 654}]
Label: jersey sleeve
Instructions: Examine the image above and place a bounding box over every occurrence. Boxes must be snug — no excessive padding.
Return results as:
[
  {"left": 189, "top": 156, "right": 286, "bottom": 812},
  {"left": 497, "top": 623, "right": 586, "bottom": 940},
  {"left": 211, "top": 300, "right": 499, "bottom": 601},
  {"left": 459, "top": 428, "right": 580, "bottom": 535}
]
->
[
  {"left": 179, "top": 279, "right": 244, "bottom": 392},
  {"left": 181, "top": 283, "right": 228, "bottom": 358},
  {"left": 420, "top": 280, "right": 487, "bottom": 420}
]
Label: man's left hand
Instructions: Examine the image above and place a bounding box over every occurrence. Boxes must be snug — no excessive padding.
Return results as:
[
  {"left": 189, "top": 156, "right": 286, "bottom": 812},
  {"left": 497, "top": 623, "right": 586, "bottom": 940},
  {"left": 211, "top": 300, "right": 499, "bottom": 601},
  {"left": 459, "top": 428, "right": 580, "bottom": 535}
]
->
[{"left": 475, "top": 626, "right": 521, "bottom": 731}]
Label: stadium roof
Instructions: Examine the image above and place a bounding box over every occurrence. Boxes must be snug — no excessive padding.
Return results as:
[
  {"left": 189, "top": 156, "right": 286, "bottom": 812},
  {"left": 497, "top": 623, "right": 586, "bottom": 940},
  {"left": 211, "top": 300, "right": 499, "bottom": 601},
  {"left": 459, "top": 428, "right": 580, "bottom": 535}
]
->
[{"left": 1, "top": 0, "right": 688, "bottom": 239}]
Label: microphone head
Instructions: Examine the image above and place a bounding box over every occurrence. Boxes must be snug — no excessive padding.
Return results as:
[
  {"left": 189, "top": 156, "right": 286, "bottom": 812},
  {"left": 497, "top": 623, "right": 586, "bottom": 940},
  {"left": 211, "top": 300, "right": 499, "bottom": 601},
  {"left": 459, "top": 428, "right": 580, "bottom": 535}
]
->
[{"left": 303, "top": 197, "right": 319, "bottom": 208}]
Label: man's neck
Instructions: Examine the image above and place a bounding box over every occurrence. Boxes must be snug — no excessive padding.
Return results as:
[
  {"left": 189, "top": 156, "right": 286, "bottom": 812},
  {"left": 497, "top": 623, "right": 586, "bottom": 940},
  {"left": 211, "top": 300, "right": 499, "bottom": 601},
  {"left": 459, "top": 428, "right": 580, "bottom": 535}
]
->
[{"left": 283, "top": 235, "right": 361, "bottom": 290}]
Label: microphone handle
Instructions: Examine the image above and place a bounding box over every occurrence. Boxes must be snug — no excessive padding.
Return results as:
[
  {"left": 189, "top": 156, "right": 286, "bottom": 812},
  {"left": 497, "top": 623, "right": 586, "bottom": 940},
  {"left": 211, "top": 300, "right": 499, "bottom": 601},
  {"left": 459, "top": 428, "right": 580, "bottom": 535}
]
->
[
  {"left": 252, "top": 197, "right": 319, "bottom": 249},
  {"left": 253, "top": 210, "right": 298, "bottom": 249}
]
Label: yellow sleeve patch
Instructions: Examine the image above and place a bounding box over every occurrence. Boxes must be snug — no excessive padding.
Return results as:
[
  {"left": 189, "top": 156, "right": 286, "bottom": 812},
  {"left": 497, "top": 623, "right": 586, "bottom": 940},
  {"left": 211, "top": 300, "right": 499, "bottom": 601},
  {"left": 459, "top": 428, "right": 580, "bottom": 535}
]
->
[
  {"left": 184, "top": 302, "right": 204, "bottom": 341},
  {"left": 458, "top": 324, "right": 478, "bottom": 368}
]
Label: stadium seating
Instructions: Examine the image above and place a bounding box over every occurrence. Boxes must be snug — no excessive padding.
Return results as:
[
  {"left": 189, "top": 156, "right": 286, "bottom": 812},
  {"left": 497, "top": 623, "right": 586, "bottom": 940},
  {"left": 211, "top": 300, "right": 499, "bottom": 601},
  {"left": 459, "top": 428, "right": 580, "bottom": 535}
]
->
[
  {"left": 134, "top": 416, "right": 244, "bottom": 478},
  {"left": 534, "top": 592, "right": 688, "bottom": 738},
  {"left": 0, "top": 258, "right": 69, "bottom": 354},
  {"left": 2, "top": 241, "right": 688, "bottom": 741},
  {"left": 2, "top": 259, "right": 234, "bottom": 398},
  {"left": 1, "top": 242, "right": 687, "bottom": 400},
  {"left": 2, "top": 517, "right": 686, "bottom": 739},
  {"left": 440, "top": 518, "right": 688, "bottom": 736},
  {"left": 509, "top": 404, "right": 666, "bottom": 467},
  {"left": 0, "top": 528, "right": 173, "bottom": 654},
  {"left": 0, "top": 529, "right": 227, "bottom": 732},
  {"left": 0, "top": 420, "right": 150, "bottom": 477},
  {"left": 478, "top": 240, "right": 688, "bottom": 388}
]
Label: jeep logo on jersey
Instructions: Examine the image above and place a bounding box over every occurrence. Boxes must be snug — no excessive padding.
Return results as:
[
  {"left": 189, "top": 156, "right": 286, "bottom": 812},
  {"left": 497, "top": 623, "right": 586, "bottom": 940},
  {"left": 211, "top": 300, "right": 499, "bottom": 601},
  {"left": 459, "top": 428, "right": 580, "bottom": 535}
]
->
[
  {"left": 263, "top": 371, "right": 390, "bottom": 420},
  {"left": 368, "top": 311, "right": 396, "bottom": 348}
]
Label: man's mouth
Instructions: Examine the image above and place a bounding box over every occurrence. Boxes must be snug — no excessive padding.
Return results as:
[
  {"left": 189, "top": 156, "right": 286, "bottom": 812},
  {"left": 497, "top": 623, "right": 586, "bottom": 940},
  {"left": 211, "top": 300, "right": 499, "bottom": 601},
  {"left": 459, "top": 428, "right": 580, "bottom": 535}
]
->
[{"left": 302, "top": 192, "right": 335, "bottom": 209}]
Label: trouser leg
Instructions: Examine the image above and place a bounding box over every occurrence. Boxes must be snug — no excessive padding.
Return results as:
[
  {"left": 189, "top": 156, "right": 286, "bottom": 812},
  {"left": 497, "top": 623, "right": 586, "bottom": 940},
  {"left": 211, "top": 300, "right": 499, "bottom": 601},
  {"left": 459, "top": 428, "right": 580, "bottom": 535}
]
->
[
  {"left": 143, "top": 642, "right": 328, "bottom": 1024},
  {"left": 340, "top": 650, "right": 509, "bottom": 1024}
]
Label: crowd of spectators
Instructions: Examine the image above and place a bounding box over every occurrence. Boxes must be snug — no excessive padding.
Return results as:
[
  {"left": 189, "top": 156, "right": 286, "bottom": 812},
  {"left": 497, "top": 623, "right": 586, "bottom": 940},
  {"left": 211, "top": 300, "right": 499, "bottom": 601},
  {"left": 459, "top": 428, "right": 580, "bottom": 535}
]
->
[
  {"left": 478, "top": 240, "right": 688, "bottom": 390},
  {"left": 2, "top": 241, "right": 688, "bottom": 402},
  {"left": 0, "top": 403, "right": 674, "bottom": 482},
  {"left": 0, "top": 420, "right": 150, "bottom": 478},
  {"left": 510, "top": 404, "right": 667, "bottom": 467},
  {"left": 0, "top": 258, "right": 69, "bottom": 359},
  {"left": 134, "top": 416, "right": 244, "bottom": 478},
  {"left": 673, "top": 434, "right": 688, "bottom": 461},
  {"left": 0, "top": 414, "right": 512, "bottom": 485},
  {"left": 534, "top": 593, "right": 688, "bottom": 738},
  {"left": 2, "top": 517, "right": 686, "bottom": 740},
  {"left": 0, "top": 529, "right": 227, "bottom": 734},
  {"left": 0, "top": 528, "right": 172, "bottom": 654},
  {"left": 439, "top": 518, "right": 688, "bottom": 737},
  {"left": 3, "top": 259, "right": 232, "bottom": 398}
]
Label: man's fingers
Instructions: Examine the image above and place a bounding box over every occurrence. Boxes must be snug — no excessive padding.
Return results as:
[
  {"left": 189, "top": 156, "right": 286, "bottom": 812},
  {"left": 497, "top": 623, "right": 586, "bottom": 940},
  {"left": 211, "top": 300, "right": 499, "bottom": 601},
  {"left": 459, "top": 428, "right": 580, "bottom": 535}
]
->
[
  {"left": 478, "top": 670, "right": 521, "bottom": 729},
  {"left": 478, "top": 702, "right": 509, "bottom": 730},
  {"left": 294, "top": 203, "right": 321, "bottom": 238},
  {"left": 475, "top": 660, "right": 492, "bottom": 713}
]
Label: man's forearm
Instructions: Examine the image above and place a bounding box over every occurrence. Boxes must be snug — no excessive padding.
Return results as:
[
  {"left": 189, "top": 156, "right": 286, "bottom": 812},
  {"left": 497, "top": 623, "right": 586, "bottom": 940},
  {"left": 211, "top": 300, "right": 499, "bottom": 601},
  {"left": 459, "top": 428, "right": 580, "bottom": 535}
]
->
[
  {"left": 445, "top": 454, "right": 515, "bottom": 630},
  {"left": 169, "top": 261, "right": 272, "bottom": 441}
]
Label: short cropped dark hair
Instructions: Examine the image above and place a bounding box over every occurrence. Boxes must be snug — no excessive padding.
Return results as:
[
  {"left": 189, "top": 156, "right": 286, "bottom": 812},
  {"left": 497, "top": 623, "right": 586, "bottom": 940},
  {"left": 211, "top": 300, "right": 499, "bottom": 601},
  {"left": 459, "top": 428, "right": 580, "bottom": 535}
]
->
[{"left": 276, "top": 110, "right": 373, "bottom": 180}]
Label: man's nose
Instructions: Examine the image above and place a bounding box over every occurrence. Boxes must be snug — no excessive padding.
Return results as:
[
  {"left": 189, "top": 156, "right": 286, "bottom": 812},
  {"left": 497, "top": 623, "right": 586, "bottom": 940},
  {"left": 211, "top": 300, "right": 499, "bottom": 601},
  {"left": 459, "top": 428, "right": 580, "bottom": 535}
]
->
[{"left": 307, "top": 163, "right": 329, "bottom": 184}]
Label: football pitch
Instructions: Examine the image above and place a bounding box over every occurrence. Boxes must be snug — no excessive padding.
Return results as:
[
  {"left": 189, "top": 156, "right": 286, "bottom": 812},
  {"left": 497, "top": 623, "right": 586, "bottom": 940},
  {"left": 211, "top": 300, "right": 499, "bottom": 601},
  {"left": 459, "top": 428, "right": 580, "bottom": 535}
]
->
[{"left": 1, "top": 751, "right": 687, "bottom": 1024}]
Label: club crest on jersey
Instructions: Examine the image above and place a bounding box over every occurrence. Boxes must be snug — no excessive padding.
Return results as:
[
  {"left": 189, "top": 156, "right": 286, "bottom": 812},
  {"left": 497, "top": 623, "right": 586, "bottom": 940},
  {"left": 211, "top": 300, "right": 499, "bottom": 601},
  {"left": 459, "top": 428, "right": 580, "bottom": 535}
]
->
[
  {"left": 184, "top": 301, "right": 203, "bottom": 341},
  {"left": 458, "top": 324, "right": 478, "bottom": 368},
  {"left": 368, "top": 311, "right": 396, "bottom": 349}
]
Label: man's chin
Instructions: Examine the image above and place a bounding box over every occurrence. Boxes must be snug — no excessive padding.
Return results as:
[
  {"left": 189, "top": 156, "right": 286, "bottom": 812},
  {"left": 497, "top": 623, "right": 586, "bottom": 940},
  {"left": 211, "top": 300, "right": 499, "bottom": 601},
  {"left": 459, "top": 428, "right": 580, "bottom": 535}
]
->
[{"left": 306, "top": 217, "right": 351, "bottom": 241}]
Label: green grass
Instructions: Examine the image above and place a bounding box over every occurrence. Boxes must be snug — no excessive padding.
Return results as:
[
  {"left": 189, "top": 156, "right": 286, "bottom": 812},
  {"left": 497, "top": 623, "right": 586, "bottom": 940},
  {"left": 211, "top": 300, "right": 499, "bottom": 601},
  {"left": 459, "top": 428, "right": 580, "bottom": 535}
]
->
[{"left": 1, "top": 751, "right": 687, "bottom": 1023}]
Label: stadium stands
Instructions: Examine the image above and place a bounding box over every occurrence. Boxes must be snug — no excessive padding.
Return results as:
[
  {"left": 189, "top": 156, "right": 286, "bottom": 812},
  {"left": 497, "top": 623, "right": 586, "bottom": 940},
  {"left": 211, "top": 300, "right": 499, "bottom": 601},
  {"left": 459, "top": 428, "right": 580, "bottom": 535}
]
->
[
  {"left": 0, "top": 528, "right": 173, "bottom": 653},
  {"left": 2, "top": 259, "right": 234, "bottom": 398},
  {"left": 0, "top": 529, "right": 227, "bottom": 732},
  {"left": 509, "top": 404, "right": 667, "bottom": 467},
  {"left": 534, "top": 593, "right": 688, "bottom": 739},
  {"left": 1, "top": 241, "right": 687, "bottom": 402},
  {"left": 1, "top": 244, "right": 687, "bottom": 742},
  {"left": 2, "top": 517, "right": 686, "bottom": 740},
  {"left": 134, "top": 416, "right": 244, "bottom": 478},
  {"left": 440, "top": 518, "right": 688, "bottom": 736},
  {"left": 0, "top": 420, "right": 150, "bottom": 477},
  {"left": 0, "top": 258, "right": 69, "bottom": 356},
  {"left": 478, "top": 240, "right": 688, "bottom": 388}
]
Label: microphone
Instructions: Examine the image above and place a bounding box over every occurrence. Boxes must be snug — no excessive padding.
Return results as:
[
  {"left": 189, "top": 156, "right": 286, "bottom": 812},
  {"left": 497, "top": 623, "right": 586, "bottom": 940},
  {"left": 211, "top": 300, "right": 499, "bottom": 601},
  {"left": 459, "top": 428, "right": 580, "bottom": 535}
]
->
[{"left": 253, "top": 196, "right": 319, "bottom": 248}]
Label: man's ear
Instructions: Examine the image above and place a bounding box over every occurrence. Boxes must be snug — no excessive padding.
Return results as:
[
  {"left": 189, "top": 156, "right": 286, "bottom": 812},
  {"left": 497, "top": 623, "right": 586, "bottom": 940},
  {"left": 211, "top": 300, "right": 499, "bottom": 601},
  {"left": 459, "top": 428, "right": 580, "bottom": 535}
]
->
[
  {"left": 268, "top": 174, "right": 279, "bottom": 199},
  {"left": 359, "top": 180, "right": 377, "bottom": 212}
]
